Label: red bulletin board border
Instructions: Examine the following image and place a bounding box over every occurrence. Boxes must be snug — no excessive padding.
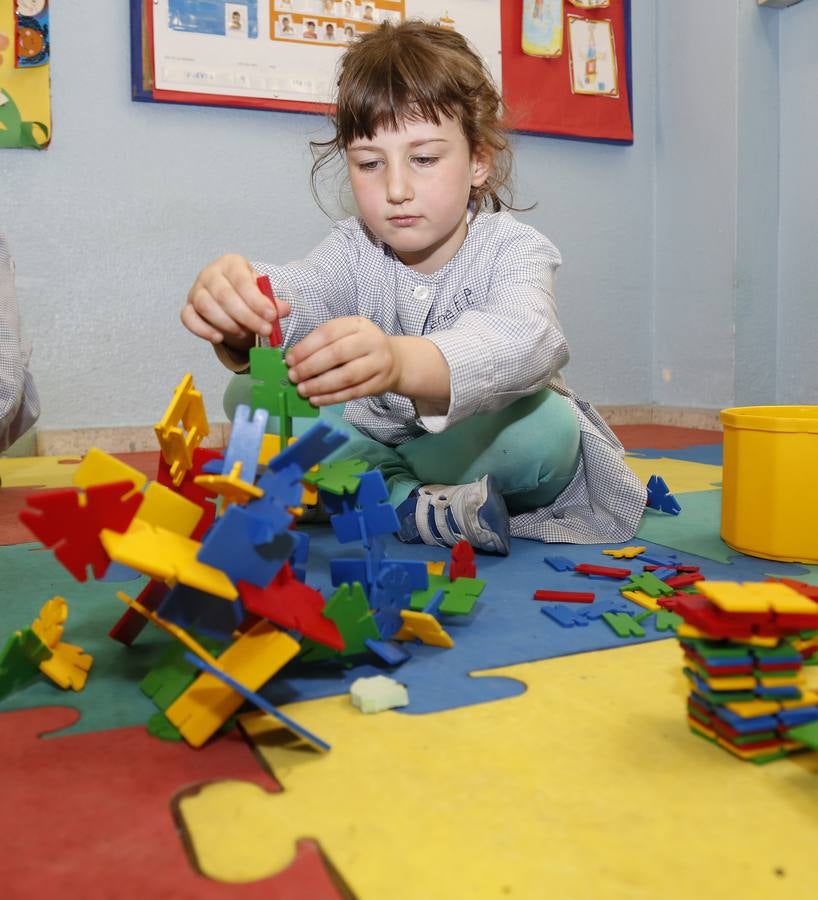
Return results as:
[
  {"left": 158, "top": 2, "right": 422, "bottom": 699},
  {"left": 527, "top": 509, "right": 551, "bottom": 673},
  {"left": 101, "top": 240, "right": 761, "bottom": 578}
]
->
[
  {"left": 131, "top": 1, "right": 632, "bottom": 143},
  {"left": 500, "top": 0, "right": 633, "bottom": 144}
]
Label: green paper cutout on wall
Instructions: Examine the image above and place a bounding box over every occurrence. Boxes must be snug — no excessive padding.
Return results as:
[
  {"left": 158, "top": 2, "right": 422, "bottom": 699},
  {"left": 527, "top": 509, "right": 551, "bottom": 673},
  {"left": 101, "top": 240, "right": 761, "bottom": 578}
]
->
[{"left": 0, "top": 88, "right": 49, "bottom": 149}]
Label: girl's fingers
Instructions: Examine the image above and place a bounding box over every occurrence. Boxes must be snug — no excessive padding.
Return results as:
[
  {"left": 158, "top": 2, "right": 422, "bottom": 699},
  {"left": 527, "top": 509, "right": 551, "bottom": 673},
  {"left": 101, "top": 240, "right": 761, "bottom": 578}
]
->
[{"left": 286, "top": 317, "right": 362, "bottom": 367}]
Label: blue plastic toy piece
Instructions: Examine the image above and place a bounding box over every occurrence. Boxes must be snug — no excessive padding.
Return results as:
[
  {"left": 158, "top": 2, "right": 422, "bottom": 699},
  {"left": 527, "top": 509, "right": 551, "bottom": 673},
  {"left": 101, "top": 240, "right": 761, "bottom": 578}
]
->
[
  {"left": 711, "top": 703, "right": 778, "bottom": 734},
  {"left": 777, "top": 706, "right": 818, "bottom": 728},
  {"left": 646, "top": 475, "right": 682, "bottom": 516},
  {"left": 325, "top": 471, "right": 400, "bottom": 546},
  {"left": 158, "top": 583, "right": 245, "bottom": 641},
  {"left": 364, "top": 639, "right": 411, "bottom": 666},
  {"left": 269, "top": 420, "right": 348, "bottom": 475},
  {"left": 369, "top": 562, "right": 415, "bottom": 639},
  {"left": 221, "top": 404, "right": 269, "bottom": 481},
  {"left": 422, "top": 590, "right": 445, "bottom": 616},
  {"left": 540, "top": 604, "right": 591, "bottom": 628},
  {"left": 198, "top": 504, "right": 295, "bottom": 587},
  {"left": 184, "top": 651, "right": 330, "bottom": 751},
  {"left": 583, "top": 598, "right": 633, "bottom": 620},
  {"left": 543, "top": 555, "right": 575, "bottom": 572},
  {"left": 289, "top": 530, "right": 310, "bottom": 582},
  {"left": 637, "top": 551, "right": 679, "bottom": 567}
]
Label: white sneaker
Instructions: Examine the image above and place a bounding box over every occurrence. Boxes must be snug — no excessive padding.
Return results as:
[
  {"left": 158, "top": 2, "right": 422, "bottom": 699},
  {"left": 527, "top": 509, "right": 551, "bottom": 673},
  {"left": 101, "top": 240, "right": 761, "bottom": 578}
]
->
[{"left": 397, "top": 474, "right": 510, "bottom": 555}]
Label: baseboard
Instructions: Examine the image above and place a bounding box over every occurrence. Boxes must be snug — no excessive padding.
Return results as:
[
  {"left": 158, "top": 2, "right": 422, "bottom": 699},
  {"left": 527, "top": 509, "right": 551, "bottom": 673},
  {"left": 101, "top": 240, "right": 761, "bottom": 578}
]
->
[
  {"left": 35, "top": 422, "right": 231, "bottom": 457},
  {"left": 597, "top": 405, "right": 722, "bottom": 430},
  {"left": 25, "top": 405, "right": 722, "bottom": 457}
]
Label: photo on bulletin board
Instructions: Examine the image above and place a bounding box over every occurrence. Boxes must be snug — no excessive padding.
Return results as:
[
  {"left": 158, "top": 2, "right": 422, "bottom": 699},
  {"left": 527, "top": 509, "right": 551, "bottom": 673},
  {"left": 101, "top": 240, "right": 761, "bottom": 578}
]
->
[{"left": 131, "top": 0, "right": 632, "bottom": 143}]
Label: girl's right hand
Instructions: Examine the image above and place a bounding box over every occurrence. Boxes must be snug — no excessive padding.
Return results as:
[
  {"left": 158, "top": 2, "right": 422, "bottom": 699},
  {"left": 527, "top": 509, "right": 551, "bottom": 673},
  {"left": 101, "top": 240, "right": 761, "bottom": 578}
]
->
[{"left": 181, "top": 254, "right": 290, "bottom": 348}]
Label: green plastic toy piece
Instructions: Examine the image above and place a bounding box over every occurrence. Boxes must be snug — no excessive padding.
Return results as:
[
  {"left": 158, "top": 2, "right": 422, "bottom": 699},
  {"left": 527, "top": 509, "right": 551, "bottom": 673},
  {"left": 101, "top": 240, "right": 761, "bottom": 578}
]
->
[
  {"left": 621, "top": 572, "right": 675, "bottom": 599},
  {"left": 409, "top": 573, "right": 485, "bottom": 616},
  {"left": 300, "top": 582, "right": 380, "bottom": 662},
  {"left": 786, "top": 719, "right": 818, "bottom": 751},
  {"left": 0, "top": 628, "right": 53, "bottom": 701},
  {"left": 140, "top": 634, "right": 225, "bottom": 711},
  {"left": 655, "top": 609, "right": 683, "bottom": 632},
  {"left": 302, "top": 459, "right": 369, "bottom": 495},
  {"left": 634, "top": 610, "right": 655, "bottom": 624},
  {"left": 249, "top": 346, "right": 318, "bottom": 446},
  {"left": 601, "top": 612, "right": 646, "bottom": 638},
  {"left": 147, "top": 711, "right": 183, "bottom": 742}
]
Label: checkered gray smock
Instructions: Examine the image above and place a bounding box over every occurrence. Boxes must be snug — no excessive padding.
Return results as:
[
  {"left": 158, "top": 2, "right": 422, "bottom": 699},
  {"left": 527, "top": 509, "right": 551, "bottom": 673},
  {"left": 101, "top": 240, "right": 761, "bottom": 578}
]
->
[
  {"left": 0, "top": 231, "right": 40, "bottom": 452},
  {"left": 251, "top": 211, "right": 645, "bottom": 543}
]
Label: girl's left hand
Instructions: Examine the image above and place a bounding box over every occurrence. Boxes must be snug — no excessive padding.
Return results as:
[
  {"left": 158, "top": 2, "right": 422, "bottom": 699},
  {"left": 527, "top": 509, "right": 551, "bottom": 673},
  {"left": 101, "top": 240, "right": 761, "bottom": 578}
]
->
[{"left": 285, "top": 316, "right": 402, "bottom": 405}]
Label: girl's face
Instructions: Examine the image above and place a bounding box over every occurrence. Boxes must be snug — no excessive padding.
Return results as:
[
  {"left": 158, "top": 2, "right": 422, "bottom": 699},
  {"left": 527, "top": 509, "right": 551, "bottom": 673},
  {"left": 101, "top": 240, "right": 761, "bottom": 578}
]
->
[{"left": 346, "top": 115, "right": 489, "bottom": 274}]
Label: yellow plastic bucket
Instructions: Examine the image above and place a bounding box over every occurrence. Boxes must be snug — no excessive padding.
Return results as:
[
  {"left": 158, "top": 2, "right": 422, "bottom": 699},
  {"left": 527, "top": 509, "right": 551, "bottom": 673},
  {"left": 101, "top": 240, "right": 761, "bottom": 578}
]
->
[{"left": 720, "top": 406, "right": 818, "bottom": 563}]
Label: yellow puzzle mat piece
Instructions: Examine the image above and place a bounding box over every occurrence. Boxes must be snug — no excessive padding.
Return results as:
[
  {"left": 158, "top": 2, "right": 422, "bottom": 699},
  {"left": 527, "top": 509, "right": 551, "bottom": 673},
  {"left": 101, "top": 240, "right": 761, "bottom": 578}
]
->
[
  {"left": 624, "top": 455, "right": 722, "bottom": 494},
  {"left": 0, "top": 456, "right": 82, "bottom": 489},
  {"left": 178, "top": 641, "right": 818, "bottom": 900}
]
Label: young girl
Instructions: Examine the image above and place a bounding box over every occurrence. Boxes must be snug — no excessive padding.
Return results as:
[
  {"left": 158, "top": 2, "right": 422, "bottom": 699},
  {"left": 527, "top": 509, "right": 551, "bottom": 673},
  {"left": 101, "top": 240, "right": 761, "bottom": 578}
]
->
[{"left": 181, "top": 20, "right": 645, "bottom": 554}]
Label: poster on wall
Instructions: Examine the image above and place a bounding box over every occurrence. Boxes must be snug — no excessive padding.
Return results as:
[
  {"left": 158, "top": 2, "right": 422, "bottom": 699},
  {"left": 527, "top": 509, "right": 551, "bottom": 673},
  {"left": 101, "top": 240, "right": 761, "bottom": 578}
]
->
[
  {"left": 136, "top": 0, "right": 500, "bottom": 111},
  {"left": 132, "top": 0, "right": 632, "bottom": 143},
  {"left": 0, "top": 0, "right": 51, "bottom": 149}
]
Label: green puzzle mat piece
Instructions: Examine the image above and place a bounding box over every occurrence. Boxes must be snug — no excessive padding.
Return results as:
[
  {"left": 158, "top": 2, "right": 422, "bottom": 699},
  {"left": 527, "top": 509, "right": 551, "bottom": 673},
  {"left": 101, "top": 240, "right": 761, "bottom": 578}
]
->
[
  {"left": 637, "top": 490, "right": 734, "bottom": 563},
  {"left": 0, "top": 543, "right": 169, "bottom": 737}
]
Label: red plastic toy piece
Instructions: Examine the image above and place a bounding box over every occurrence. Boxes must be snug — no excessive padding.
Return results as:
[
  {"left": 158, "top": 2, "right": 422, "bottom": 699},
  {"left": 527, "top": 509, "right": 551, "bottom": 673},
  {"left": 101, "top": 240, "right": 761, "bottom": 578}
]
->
[
  {"left": 108, "top": 580, "right": 170, "bottom": 646},
  {"left": 533, "top": 590, "right": 595, "bottom": 603},
  {"left": 19, "top": 480, "right": 143, "bottom": 581},
  {"left": 256, "top": 275, "right": 284, "bottom": 347},
  {"left": 239, "top": 563, "right": 345, "bottom": 650},
  {"left": 156, "top": 446, "right": 221, "bottom": 540},
  {"left": 664, "top": 572, "right": 705, "bottom": 589},
  {"left": 573, "top": 563, "right": 631, "bottom": 579},
  {"left": 450, "top": 540, "right": 476, "bottom": 580}
]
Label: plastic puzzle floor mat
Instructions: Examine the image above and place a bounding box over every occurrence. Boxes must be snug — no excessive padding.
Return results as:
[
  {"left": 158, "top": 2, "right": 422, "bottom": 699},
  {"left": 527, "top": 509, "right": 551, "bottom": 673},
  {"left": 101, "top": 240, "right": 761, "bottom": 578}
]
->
[{"left": 2, "top": 425, "right": 817, "bottom": 895}]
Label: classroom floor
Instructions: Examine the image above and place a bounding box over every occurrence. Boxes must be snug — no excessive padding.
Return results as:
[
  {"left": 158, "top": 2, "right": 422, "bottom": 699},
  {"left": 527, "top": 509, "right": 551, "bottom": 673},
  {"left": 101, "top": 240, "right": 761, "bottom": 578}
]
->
[{"left": 2, "top": 425, "right": 817, "bottom": 900}]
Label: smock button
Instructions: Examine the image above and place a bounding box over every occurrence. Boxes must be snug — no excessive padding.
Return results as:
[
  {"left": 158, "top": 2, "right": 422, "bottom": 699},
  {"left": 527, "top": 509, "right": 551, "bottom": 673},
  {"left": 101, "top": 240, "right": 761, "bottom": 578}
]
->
[{"left": 412, "top": 285, "right": 430, "bottom": 301}]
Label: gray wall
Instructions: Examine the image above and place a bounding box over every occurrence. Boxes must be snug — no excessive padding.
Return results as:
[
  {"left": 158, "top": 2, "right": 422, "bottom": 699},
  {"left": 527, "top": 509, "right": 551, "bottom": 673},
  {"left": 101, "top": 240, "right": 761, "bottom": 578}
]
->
[{"left": 0, "top": 1, "right": 812, "bottom": 432}]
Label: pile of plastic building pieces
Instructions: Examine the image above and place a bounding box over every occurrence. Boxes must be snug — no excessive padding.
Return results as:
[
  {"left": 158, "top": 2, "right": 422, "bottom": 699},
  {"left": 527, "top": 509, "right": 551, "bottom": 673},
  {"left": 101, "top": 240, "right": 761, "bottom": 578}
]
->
[
  {"left": 14, "top": 352, "right": 486, "bottom": 750},
  {"left": 664, "top": 578, "right": 818, "bottom": 763}
]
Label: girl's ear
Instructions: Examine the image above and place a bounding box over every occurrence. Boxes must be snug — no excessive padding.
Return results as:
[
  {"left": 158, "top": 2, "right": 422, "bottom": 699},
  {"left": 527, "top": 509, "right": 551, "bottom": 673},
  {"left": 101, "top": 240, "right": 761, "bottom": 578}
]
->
[{"left": 470, "top": 144, "right": 492, "bottom": 188}]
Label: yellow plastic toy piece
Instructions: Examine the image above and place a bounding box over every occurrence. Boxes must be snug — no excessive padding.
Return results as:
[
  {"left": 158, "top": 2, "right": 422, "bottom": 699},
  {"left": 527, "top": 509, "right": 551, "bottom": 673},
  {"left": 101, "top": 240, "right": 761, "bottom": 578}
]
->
[
  {"left": 621, "top": 589, "right": 660, "bottom": 612},
  {"left": 698, "top": 672, "right": 757, "bottom": 692},
  {"left": 194, "top": 461, "right": 263, "bottom": 511},
  {"left": 724, "top": 698, "right": 781, "bottom": 718},
  {"left": 136, "top": 481, "right": 203, "bottom": 536},
  {"left": 426, "top": 561, "right": 446, "bottom": 577},
  {"left": 154, "top": 374, "right": 209, "bottom": 487},
  {"left": 688, "top": 715, "right": 716, "bottom": 741},
  {"left": 780, "top": 689, "right": 818, "bottom": 710},
  {"left": 165, "top": 620, "right": 300, "bottom": 748},
  {"left": 393, "top": 611, "right": 454, "bottom": 649},
  {"left": 697, "top": 581, "right": 818, "bottom": 615},
  {"left": 757, "top": 673, "right": 805, "bottom": 688},
  {"left": 603, "top": 546, "right": 647, "bottom": 560},
  {"left": 258, "top": 433, "right": 283, "bottom": 466},
  {"left": 101, "top": 520, "right": 237, "bottom": 600},
  {"left": 72, "top": 447, "right": 146, "bottom": 493},
  {"left": 30, "top": 597, "right": 93, "bottom": 691}
]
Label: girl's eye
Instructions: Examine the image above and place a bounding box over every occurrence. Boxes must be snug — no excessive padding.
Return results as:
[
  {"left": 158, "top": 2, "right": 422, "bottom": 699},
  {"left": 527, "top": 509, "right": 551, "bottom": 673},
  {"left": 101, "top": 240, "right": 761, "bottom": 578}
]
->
[
  {"left": 412, "top": 156, "right": 438, "bottom": 167},
  {"left": 357, "top": 160, "right": 382, "bottom": 171}
]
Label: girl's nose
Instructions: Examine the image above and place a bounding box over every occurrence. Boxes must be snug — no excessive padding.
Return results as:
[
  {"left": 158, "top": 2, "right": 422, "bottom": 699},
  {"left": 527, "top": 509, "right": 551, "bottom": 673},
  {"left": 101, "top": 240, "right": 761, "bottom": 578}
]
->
[{"left": 386, "top": 165, "right": 413, "bottom": 204}]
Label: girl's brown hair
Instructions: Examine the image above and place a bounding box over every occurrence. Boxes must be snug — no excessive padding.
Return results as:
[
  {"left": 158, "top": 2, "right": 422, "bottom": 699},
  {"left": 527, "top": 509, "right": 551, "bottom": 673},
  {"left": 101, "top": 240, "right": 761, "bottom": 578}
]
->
[{"left": 311, "top": 19, "right": 516, "bottom": 212}]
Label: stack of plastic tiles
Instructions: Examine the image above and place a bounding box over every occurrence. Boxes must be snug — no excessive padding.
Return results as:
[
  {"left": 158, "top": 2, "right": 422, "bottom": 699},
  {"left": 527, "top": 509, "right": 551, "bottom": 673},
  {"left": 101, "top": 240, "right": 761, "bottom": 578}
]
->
[{"left": 664, "top": 579, "right": 818, "bottom": 764}]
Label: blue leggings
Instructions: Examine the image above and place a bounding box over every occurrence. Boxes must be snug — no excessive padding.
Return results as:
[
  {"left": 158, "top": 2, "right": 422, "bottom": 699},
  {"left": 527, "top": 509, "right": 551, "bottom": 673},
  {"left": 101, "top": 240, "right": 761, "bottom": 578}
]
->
[{"left": 223, "top": 375, "right": 581, "bottom": 515}]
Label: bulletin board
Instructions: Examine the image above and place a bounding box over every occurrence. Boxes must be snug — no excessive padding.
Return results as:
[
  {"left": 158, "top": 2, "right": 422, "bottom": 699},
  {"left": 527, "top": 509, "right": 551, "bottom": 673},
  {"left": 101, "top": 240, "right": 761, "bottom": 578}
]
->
[{"left": 131, "top": 0, "right": 632, "bottom": 143}]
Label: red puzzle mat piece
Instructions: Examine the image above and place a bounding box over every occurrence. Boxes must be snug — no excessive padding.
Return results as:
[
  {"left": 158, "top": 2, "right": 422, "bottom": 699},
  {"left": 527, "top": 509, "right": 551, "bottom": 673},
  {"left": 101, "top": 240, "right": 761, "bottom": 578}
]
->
[
  {"left": 0, "top": 706, "right": 348, "bottom": 899},
  {"left": 614, "top": 425, "right": 723, "bottom": 451},
  {"left": 0, "top": 486, "right": 38, "bottom": 546}
]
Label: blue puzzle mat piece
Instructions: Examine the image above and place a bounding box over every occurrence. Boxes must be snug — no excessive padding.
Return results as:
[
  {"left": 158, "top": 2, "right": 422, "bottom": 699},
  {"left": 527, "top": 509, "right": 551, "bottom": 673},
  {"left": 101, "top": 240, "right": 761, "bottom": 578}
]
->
[
  {"left": 627, "top": 444, "right": 724, "bottom": 466},
  {"left": 259, "top": 527, "right": 817, "bottom": 715}
]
